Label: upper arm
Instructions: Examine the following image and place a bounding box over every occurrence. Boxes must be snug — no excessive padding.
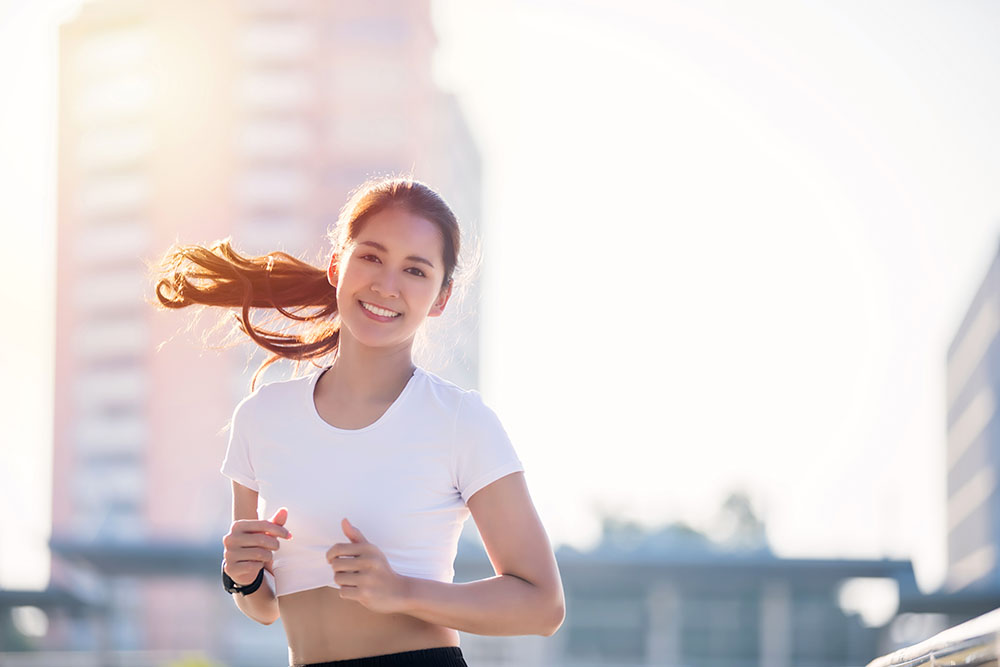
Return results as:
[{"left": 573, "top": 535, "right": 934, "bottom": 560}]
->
[
  {"left": 466, "top": 472, "right": 565, "bottom": 609},
  {"left": 232, "top": 480, "right": 259, "bottom": 522}
]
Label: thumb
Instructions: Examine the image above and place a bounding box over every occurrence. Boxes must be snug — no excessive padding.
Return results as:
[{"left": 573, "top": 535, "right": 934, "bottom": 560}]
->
[
  {"left": 269, "top": 507, "right": 292, "bottom": 538},
  {"left": 342, "top": 517, "right": 367, "bottom": 543}
]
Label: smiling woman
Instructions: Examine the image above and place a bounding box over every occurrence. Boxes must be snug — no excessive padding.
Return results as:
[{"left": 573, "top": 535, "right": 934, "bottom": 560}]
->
[{"left": 149, "top": 175, "right": 565, "bottom": 667}]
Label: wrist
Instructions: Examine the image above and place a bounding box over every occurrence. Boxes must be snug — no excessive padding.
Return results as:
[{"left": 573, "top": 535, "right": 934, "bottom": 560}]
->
[
  {"left": 396, "top": 574, "right": 419, "bottom": 615},
  {"left": 222, "top": 561, "right": 265, "bottom": 595}
]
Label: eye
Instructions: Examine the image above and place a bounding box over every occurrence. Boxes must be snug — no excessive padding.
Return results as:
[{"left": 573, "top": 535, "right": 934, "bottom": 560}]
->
[
  {"left": 360, "top": 254, "right": 382, "bottom": 263},
  {"left": 406, "top": 267, "right": 427, "bottom": 278}
]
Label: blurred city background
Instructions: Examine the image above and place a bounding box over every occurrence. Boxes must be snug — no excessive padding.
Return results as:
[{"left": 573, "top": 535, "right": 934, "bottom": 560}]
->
[{"left": 2, "top": 0, "right": 1000, "bottom": 665}]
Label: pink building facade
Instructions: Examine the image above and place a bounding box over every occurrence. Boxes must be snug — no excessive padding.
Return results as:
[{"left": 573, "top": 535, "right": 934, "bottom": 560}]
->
[{"left": 51, "top": 0, "right": 481, "bottom": 661}]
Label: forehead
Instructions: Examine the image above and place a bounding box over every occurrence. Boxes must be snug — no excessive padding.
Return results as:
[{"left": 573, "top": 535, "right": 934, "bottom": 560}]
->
[{"left": 352, "top": 207, "right": 444, "bottom": 256}]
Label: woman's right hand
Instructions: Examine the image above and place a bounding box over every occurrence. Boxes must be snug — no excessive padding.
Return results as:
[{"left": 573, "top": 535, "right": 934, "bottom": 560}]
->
[{"left": 222, "top": 507, "right": 293, "bottom": 584}]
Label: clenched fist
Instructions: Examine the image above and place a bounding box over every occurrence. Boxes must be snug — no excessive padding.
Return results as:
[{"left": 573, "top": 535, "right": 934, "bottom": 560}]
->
[{"left": 223, "top": 507, "right": 293, "bottom": 585}]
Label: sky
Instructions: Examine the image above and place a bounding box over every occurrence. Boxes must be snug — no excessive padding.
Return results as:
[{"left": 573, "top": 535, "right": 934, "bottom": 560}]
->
[{"left": 2, "top": 0, "right": 1000, "bottom": 625}]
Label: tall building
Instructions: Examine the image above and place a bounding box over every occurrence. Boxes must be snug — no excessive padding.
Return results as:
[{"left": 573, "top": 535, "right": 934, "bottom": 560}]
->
[
  {"left": 50, "top": 0, "right": 481, "bottom": 660},
  {"left": 946, "top": 241, "right": 1000, "bottom": 591}
]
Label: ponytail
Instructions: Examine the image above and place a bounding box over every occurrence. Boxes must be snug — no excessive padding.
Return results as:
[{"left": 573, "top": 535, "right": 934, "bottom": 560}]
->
[{"left": 152, "top": 239, "right": 339, "bottom": 391}]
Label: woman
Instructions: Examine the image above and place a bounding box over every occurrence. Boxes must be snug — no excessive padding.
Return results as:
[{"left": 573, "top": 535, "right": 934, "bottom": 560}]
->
[{"left": 154, "top": 176, "right": 565, "bottom": 667}]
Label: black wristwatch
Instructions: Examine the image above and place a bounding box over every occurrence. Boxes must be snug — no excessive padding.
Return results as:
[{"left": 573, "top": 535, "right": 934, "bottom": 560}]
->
[{"left": 222, "top": 561, "right": 265, "bottom": 596}]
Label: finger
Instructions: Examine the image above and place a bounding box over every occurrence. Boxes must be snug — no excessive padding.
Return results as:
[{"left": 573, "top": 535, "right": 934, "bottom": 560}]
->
[
  {"left": 333, "top": 571, "right": 360, "bottom": 586},
  {"left": 251, "top": 533, "right": 281, "bottom": 550},
  {"left": 329, "top": 556, "right": 363, "bottom": 573},
  {"left": 230, "top": 532, "right": 280, "bottom": 551},
  {"left": 327, "top": 543, "right": 364, "bottom": 559},
  {"left": 269, "top": 507, "right": 291, "bottom": 535},
  {"left": 342, "top": 517, "right": 368, "bottom": 544},
  {"left": 238, "top": 519, "right": 292, "bottom": 539},
  {"left": 235, "top": 547, "right": 273, "bottom": 563}
]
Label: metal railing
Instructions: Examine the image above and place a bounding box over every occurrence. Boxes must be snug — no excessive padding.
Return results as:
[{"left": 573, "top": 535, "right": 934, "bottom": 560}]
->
[{"left": 868, "top": 607, "right": 1000, "bottom": 667}]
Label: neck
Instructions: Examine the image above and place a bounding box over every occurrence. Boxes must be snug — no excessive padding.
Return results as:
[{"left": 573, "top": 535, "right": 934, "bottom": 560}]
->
[{"left": 326, "top": 331, "right": 416, "bottom": 402}]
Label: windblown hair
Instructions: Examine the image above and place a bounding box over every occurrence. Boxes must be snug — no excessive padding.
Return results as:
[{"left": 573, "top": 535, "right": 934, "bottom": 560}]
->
[{"left": 151, "top": 175, "right": 461, "bottom": 391}]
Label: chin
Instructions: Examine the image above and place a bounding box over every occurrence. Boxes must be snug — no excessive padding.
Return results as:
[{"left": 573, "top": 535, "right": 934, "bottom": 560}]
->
[{"left": 342, "top": 325, "right": 414, "bottom": 352}]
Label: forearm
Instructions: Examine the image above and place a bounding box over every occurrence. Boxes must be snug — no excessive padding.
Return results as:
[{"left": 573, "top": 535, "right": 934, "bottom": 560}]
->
[
  {"left": 400, "top": 573, "right": 563, "bottom": 637},
  {"left": 234, "top": 568, "right": 280, "bottom": 625}
]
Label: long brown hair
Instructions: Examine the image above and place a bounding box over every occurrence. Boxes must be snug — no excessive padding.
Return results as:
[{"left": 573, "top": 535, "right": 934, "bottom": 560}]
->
[{"left": 151, "top": 175, "right": 461, "bottom": 391}]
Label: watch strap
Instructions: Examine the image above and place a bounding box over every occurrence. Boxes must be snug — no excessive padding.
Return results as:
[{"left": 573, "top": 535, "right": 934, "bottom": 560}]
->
[{"left": 222, "top": 561, "right": 265, "bottom": 596}]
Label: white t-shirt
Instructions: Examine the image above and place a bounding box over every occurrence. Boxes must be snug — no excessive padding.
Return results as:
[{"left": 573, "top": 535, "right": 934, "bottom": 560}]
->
[{"left": 220, "top": 365, "right": 524, "bottom": 598}]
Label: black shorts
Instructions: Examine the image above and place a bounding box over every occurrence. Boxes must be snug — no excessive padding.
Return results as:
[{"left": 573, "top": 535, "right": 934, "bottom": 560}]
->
[{"left": 293, "top": 646, "right": 467, "bottom": 667}]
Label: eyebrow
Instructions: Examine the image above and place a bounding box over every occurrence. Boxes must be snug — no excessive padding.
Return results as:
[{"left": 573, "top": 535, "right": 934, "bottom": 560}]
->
[{"left": 357, "top": 240, "right": 436, "bottom": 268}]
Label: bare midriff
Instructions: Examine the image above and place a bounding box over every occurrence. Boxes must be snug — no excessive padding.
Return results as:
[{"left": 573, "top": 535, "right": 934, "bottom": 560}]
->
[{"left": 279, "top": 586, "right": 460, "bottom": 664}]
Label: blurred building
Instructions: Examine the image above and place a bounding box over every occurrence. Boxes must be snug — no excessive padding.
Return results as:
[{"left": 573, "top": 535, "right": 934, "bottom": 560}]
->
[
  {"left": 453, "top": 520, "right": 920, "bottom": 667},
  {"left": 945, "top": 241, "right": 1000, "bottom": 592},
  {"left": 48, "top": 0, "right": 480, "bottom": 661}
]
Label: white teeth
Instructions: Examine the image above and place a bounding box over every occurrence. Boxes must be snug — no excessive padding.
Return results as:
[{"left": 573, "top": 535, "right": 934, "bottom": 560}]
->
[{"left": 361, "top": 301, "right": 400, "bottom": 318}]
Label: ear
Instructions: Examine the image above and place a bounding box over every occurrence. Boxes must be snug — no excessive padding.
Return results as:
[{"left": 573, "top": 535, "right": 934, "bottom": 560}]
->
[
  {"left": 428, "top": 281, "right": 453, "bottom": 318},
  {"left": 327, "top": 254, "right": 339, "bottom": 288}
]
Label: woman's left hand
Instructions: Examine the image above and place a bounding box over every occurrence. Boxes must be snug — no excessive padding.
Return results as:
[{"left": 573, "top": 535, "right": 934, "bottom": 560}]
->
[{"left": 327, "top": 517, "right": 410, "bottom": 615}]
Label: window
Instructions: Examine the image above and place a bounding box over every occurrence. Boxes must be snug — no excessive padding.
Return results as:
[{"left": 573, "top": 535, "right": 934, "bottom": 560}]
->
[
  {"left": 73, "top": 267, "right": 147, "bottom": 312},
  {"left": 77, "top": 124, "right": 151, "bottom": 171},
  {"left": 567, "top": 593, "right": 647, "bottom": 662},
  {"left": 74, "top": 365, "right": 147, "bottom": 410},
  {"left": 329, "top": 18, "right": 410, "bottom": 45},
  {"left": 75, "top": 411, "right": 146, "bottom": 457},
  {"left": 76, "top": 27, "right": 151, "bottom": 79},
  {"left": 79, "top": 174, "right": 147, "bottom": 218},
  {"left": 240, "top": 20, "right": 314, "bottom": 62},
  {"left": 239, "top": 118, "right": 311, "bottom": 159},
  {"left": 74, "top": 222, "right": 151, "bottom": 264},
  {"left": 238, "top": 167, "right": 308, "bottom": 207},
  {"left": 680, "top": 592, "right": 759, "bottom": 664},
  {"left": 330, "top": 57, "right": 410, "bottom": 99},
  {"left": 75, "top": 73, "right": 153, "bottom": 124},
  {"left": 239, "top": 68, "right": 312, "bottom": 110}
]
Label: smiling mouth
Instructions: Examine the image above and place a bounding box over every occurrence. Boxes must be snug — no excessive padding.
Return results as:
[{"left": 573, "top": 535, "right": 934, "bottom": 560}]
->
[{"left": 359, "top": 300, "right": 401, "bottom": 318}]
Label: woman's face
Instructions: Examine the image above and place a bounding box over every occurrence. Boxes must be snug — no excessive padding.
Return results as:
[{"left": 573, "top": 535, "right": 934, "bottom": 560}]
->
[{"left": 329, "top": 206, "right": 451, "bottom": 352}]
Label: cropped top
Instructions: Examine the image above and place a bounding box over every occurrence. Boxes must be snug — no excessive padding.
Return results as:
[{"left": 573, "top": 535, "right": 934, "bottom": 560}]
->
[{"left": 219, "top": 365, "right": 525, "bottom": 597}]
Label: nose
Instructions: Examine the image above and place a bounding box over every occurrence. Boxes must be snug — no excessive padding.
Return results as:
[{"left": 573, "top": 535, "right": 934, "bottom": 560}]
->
[{"left": 370, "top": 271, "right": 400, "bottom": 298}]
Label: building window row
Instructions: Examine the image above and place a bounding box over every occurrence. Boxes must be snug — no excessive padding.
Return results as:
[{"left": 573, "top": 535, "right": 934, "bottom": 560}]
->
[
  {"left": 239, "top": 68, "right": 314, "bottom": 110},
  {"left": 78, "top": 173, "right": 147, "bottom": 219},
  {"left": 330, "top": 58, "right": 411, "bottom": 99},
  {"left": 235, "top": 213, "right": 311, "bottom": 257},
  {"left": 238, "top": 166, "right": 309, "bottom": 208},
  {"left": 948, "top": 467, "right": 996, "bottom": 535},
  {"left": 73, "top": 266, "right": 148, "bottom": 313},
  {"left": 75, "top": 411, "right": 147, "bottom": 457},
  {"left": 566, "top": 594, "right": 648, "bottom": 661},
  {"left": 75, "top": 26, "right": 151, "bottom": 80},
  {"left": 73, "top": 365, "right": 148, "bottom": 410},
  {"left": 947, "top": 386, "right": 995, "bottom": 470},
  {"left": 239, "top": 117, "right": 312, "bottom": 160},
  {"left": 76, "top": 320, "right": 147, "bottom": 362},
  {"left": 947, "top": 300, "right": 999, "bottom": 404},
  {"left": 76, "top": 123, "right": 151, "bottom": 172},
  {"left": 73, "top": 221, "right": 151, "bottom": 267},
  {"left": 239, "top": 20, "right": 315, "bottom": 62},
  {"left": 74, "top": 72, "right": 153, "bottom": 125}
]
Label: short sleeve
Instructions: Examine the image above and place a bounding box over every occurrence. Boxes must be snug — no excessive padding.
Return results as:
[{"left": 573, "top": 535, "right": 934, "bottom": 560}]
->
[
  {"left": 220, "top": 397, "right": 259, "bottom": 491},
  {"left": 452, "top": 391, "right": 524, "bottom": 503}
]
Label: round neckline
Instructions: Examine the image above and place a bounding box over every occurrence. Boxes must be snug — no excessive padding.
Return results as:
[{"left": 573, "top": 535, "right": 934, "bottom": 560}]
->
[{"left": 309, "top": 365, "right": 422, "bottom": 433}]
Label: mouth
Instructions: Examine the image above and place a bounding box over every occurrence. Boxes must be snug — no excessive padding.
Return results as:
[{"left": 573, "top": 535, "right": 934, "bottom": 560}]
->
[{"left": 359, "top": 300, "right": 402, "bottom": 320}]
